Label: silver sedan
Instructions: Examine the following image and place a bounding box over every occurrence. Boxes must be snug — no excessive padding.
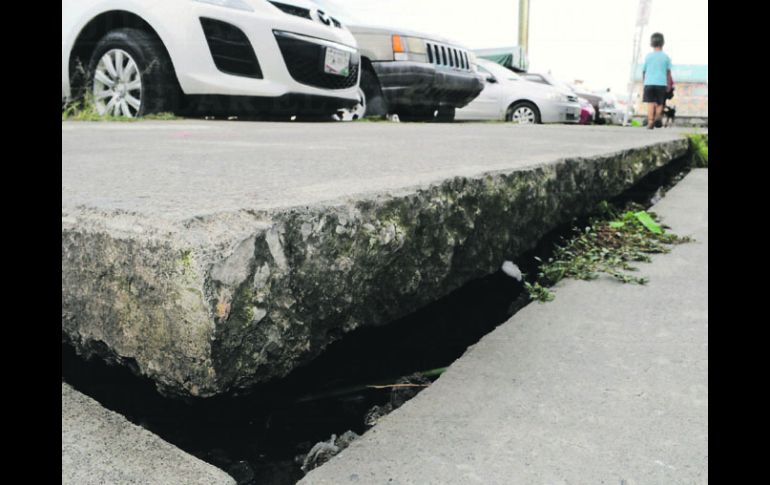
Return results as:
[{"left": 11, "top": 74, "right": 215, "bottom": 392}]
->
[{"left": 456, "top": 59, "right": 581, "bottom": 124}]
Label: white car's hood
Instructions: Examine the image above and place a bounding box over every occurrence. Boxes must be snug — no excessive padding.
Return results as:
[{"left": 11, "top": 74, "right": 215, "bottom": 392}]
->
[
  {"left": 267, "top": 0, "right": 347, "bottom": 23},
  {"left": 267, "top": 0, "right": 320, "bottom": 10}
]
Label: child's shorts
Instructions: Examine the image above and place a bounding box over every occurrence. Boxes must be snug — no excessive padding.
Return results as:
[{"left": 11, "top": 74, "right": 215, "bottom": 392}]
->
[{"left": 643, "top": 85, "right": 667, "bottom": 105}]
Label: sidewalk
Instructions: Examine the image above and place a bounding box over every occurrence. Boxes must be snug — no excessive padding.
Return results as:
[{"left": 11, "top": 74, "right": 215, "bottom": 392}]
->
[{"left": 301, "top": 169, "right": 708, "bottom": 485}]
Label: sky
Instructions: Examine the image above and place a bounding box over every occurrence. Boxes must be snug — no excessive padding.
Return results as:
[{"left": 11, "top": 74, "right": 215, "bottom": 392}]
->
[{"left": 319, "top": 0, "right": 708, "bottom": 96}]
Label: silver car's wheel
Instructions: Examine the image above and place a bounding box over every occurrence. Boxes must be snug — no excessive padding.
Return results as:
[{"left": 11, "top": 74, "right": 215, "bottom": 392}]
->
[
  {"left": 93, "top": 48, "right": 142, "bottom": 117},
  {"left": 510, "top": 106, "right": 536, "bottom": 124}
]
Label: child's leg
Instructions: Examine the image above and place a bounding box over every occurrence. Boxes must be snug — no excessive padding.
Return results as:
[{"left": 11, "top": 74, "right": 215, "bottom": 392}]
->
[
  {"left": 647, "top": 103, "right": 656, "bottom": 127},
  {"left": 655, "top": 103, "right": 665, "bottom": 121}
]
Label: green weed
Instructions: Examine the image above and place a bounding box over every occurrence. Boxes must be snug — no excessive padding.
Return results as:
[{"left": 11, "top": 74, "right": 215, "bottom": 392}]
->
[{"left": 525, "top": 201, "right": 692, "bottom": 302}]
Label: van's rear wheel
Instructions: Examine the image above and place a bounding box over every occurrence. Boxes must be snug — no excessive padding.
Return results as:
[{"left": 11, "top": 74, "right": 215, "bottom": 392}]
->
[{"left": 88, "top": 28, "right": 179, "bottom": 117}]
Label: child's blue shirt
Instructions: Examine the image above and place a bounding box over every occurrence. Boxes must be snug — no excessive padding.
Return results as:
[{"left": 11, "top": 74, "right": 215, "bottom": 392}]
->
[{"left": 643, "top": 51, "right": 671, "bottom": 86}]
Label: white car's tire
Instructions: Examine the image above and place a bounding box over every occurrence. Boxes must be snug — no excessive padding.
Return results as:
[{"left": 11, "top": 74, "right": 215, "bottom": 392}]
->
[{"left": 88, "top": 28, "right": 179, "bottom": 117}]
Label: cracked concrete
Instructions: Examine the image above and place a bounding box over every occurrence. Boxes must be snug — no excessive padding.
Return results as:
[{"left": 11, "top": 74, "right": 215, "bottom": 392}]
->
[
  {"left": 299, "top": 169, "right": 708, "bottom": 485},
  {"left": 62, "top": 122, "right": 697, "bottom": 397}
]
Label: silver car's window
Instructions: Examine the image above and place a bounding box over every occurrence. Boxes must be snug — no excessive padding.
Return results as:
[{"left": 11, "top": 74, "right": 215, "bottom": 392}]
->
[
  {"left": 478, "top": 61, "right": 520, "bottom": 81},
  {"left": 523, "top": 74, "right": 546, "bottom": 84}
]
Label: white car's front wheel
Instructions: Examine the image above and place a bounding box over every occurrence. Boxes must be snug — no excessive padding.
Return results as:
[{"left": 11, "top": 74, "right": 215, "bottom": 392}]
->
[
  {"left": 92, "top": 48, "right": 143, "bottom": 117},
  {"left": 506, "top": 102, "right": 541, "bottom": 124},
  {"left": 88, "top": 28, "right": 179, "bottom": 118}
]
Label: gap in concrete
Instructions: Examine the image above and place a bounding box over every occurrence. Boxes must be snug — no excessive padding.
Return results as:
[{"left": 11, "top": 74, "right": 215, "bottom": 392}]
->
[{"left": 62, "top": 155, "right": 694, "bottom": 485}]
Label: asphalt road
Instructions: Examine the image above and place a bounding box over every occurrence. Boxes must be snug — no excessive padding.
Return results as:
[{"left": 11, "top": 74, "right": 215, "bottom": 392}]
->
[{"left": 62, "top": 121, "right": 700, "bottom": 221}]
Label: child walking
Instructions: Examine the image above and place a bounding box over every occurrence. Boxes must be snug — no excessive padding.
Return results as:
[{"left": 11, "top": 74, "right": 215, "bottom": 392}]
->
[{"left": 642, "top": 32, "right": 673, "bottom": 129}]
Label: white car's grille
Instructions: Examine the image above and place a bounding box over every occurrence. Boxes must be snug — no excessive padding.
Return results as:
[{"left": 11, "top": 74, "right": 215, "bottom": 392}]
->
[{"left": 425, "top": 42, "right": 471, "bottom": 71}]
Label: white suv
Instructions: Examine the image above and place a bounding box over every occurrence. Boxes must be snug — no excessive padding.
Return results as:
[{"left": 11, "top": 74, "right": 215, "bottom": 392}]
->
[{"left": 62, "top": 0, "right": 361, "bottom": 117}]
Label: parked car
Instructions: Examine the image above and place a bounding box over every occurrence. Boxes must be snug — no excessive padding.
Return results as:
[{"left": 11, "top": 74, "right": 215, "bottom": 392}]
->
[
  {"left": 578, "top": 97, "right": 595, "bottom": 124},
  {"left": 523, "top": 72, "right": 610, "bottom": 125},
  {"left": 312, "top": 0, "right": 483, "bottom": 121},
  {"left": 62, "top": 0, "right": 362, "bottom": 118},
  {"left": 569, "top": 84, "right": 604, "bottom": 123},
  {"left": 597, "top": 90, "right": 625, "bottom": 125},
  {"left": 456, "top": 59, "right": 581, "bottom": 123}
]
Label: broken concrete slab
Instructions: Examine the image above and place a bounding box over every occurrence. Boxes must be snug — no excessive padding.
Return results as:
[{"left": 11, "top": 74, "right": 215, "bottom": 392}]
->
[
  {"left": 62, "top": 122, "right": 698, "bottom": 397},
  {"left": 62, "top": 382, "right": 235, "bottom": 485},
  {"left": 299, "top": 169, "right": 708, "bottom": 485}
]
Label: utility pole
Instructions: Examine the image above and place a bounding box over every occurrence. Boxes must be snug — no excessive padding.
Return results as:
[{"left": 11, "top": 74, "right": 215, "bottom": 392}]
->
[
  {"left": 625, "top": 0, "right": 651, "bottom": 125},
  {"left": 518, "top": 0, "right": 530, "bottom": 55}
]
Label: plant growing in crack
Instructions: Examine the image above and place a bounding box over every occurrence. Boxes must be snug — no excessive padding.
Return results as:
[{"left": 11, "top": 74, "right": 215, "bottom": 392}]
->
[
  {"left": 687, "top": 133, "right": 708, "bottom": 167},
  {"left": 524, "top": 281, "right": 555, "bottom": 302},
  {"left": 525, "top": 201, "right": 692, "bottom": 302}
]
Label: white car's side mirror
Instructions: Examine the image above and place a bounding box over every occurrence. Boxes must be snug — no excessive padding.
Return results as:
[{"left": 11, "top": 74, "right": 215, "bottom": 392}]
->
[{"left": 486, "top": 75, "right": 497, "bottom": 84}]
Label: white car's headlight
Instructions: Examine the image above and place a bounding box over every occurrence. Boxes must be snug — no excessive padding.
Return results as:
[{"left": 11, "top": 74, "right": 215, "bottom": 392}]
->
[{"left": 192, "top": 0, "right": 254, "bottom": 12}]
